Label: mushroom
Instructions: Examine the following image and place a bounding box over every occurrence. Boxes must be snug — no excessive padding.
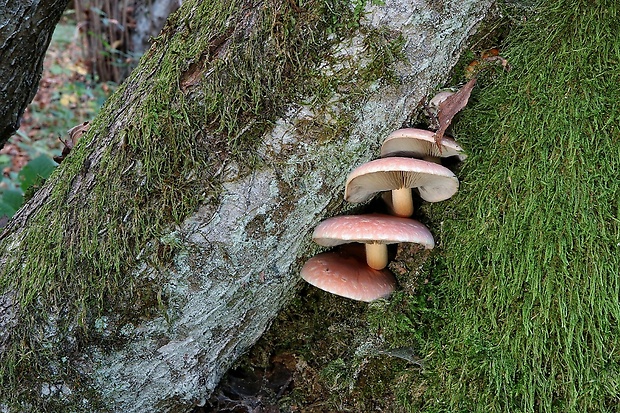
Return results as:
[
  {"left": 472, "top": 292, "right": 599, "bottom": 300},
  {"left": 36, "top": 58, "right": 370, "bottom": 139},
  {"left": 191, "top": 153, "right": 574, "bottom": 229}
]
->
[
  {"left": 312, "top": 213, "right": 434, "bottom": 270},
  {"left": 426, "top": 90, "right": 455, "bottom": 130},
  {"left": 428, "top": 90, "right": 455, "bottom": 117},
  {"left": 380, "top": 128, "right": 466, "bottom": 163},
  {"left": 345, "top": 157, "right": 459, "bottom": 217},
  {"left": 300, "top": 244, "right": 396, "bottom": 302}
]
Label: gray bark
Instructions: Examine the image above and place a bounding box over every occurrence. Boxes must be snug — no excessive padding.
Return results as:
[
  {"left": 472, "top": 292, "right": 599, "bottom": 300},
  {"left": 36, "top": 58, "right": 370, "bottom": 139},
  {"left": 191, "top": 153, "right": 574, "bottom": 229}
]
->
[
  {"left": 0, "top": 0, "right": 69, "bottom": 147},
  {"left": 0, "top": 0, "right": 493, "bottom": 411},
  {"left": 131, "top": 0, "right": 182, "bottom": 54}
]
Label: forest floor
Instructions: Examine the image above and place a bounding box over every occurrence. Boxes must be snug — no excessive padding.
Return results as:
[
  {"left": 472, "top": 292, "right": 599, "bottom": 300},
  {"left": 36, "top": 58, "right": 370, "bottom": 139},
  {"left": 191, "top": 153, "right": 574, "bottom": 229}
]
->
[{"left": 204, "top": 1, "right": 620, "bottom": 412}]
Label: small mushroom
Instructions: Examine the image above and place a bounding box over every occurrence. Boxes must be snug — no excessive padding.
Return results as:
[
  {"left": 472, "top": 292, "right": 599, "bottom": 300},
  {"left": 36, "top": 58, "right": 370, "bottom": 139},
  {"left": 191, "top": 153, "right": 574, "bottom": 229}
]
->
[
  {"left": 312, "top": 213, "right": 434, "bottom": 270},
  {"left": 426, "top": 91, "right": 454, "bottom": 130},
  {"left": 345, "top": 157, "right": 459, "bottom": 217},
  {"left": 381, "top": 128, "right": 466, "bottom": 163},
  {"left": 428, "top": 91, "right": 455, "bottom": 117},
  {"left": 301, "top": 244, "right": 396, "bottom": 302}
]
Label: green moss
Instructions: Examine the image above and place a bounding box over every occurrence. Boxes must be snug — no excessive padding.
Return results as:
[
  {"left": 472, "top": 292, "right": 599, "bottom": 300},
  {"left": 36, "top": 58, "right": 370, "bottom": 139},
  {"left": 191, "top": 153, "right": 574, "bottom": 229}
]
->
[
  {"left": 211, "top": 2, "right": 620, "bottom": 412},
  {"left": 416, "top": 1, "right": 620, "bottom": 411},
  {"left": 0, "top": 0, "right": 408, "bottom": 409}
]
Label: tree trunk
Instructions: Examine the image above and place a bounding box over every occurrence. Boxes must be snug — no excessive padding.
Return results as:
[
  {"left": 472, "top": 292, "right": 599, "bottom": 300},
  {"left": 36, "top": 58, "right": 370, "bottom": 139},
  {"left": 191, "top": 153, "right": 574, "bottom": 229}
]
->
[
  {"left": 0, "top": 0, "right": 69, "bottom": 147},
  {"left": 131, "top": 0, "right": 182, "bottom": 55},
  {"left": 0, "top": 0, "right": 492, "bottom": 411},
  {"left": 72, "top": 0, "right": 182, "bottom": 82}
]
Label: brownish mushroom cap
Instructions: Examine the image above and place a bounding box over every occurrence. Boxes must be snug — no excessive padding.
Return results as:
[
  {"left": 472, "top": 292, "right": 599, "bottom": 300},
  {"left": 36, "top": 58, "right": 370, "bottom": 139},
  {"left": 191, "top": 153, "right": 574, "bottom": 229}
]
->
[
  {"left": 300, "top": 245, "right": 396, "bottom": 302},
  {"left": 344, "top": 157, "right": 459, "bottom": 217},
  {"left": 312, "top": 213, "right": 434, "bottom": 270},
  {"left": 380, "top": 128, "right": 466, "bottom": 161}
]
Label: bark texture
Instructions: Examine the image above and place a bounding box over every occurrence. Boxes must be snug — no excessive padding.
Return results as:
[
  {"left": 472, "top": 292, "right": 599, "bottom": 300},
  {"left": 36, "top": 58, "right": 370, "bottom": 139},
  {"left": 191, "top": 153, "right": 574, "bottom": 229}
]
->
[
  {"left": 0, "top": 0, "right": 492, "bottom": 411},
  {"left": 0, "top": 0, "right": 69, "bottom": 146},
  {"left": 131, "top": 0, "right": 183, "bottom": 54}
]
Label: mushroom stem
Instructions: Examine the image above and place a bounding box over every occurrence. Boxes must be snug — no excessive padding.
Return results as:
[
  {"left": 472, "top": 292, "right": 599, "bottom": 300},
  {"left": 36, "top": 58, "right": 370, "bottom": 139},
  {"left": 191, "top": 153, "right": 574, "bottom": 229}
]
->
[
  {"left": 365, "top": 243, "right": 389, "bottom": 270},
  {"left": 391, "top": 187, "right": 414, "bottom": 217}
]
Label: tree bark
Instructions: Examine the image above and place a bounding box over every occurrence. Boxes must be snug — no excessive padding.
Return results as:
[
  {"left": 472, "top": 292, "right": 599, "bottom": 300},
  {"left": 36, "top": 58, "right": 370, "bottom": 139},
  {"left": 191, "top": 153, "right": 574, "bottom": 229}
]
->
[
  {"left": 0, "top": 0, "right": 69, "bottom": 147},
  {"left": 0, "top": 0, "right": 492, "bottom": 411},
  {"left": 131, "top": 0, "right": 182, "bottom": 55}
]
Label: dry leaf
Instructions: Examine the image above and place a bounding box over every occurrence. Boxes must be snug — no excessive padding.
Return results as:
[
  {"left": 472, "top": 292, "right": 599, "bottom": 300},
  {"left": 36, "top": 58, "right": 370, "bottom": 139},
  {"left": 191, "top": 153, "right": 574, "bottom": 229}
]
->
[
  {"left": 434, "top": 77, "right": 477, "bottom": 149},
  {"left": 481, "top": 48, "right": 500, "bottom": 59},
  {"left": 53, "top": 121, "right": 90, "bottom": 163},
  {"left": 464, "top": 48, "right": 510, "bottom": 79},
  {"left": 464, "top": 60, "right": 480, "bottom": 79},
  {"left": 67, "top": 121, "right": 90, "bottom": 146},
  {"left": 110, "top": 39, "right": 124, "bottom": 50}
]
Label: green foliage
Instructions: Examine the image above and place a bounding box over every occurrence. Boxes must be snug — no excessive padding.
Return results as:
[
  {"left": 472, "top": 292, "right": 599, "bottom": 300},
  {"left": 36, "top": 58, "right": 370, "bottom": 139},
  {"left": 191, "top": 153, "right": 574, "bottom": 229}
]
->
[
  {"left": 0, "top": 190, "right": 23, "bottom": 217},
  {"left": 0, "top": 155, "right": 18, "bottom": 188},
  {"left": 30, "top": 79, "right": 114, "bottom": 139},
  {"left": 19, "top": 22, "right": 117, "bottom": 140},
  {"left": 18, "top": 156, "right": 57, "bottom": 195},
  {"left": 0, "top": 21, "right": 117, "bottom": 221},
  {"left": 0, "top": 155, "right": 57, "bottom": 219}
]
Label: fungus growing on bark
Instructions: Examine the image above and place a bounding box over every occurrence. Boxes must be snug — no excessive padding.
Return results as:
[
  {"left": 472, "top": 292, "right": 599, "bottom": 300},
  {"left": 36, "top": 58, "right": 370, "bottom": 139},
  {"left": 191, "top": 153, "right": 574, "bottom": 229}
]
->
[
  {"left": 312, "top": 213, "right": 434, "bottom": 270},
  {"left": 301, "top": 244, "right": 396, "bottom": 302},
  {"left": 380, "top": 128, "right": 466, "bottom": 163},
  {"left": 344, "top": 157, "right": 459, "bottom": 217}
]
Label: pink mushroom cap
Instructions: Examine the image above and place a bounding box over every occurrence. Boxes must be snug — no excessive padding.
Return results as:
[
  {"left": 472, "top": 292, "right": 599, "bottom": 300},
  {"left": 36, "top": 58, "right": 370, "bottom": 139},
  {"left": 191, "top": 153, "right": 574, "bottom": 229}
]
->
[
  {"left": 300, "top": 245, "right": 396, "bottom": 302},
  {"left": 344, "top": 157, "right": 459, "bottom": 204},
  {"left": 381, "top": 128, "right": 466, "bottom": 160},
  {"left": 312, "top": 213, "right": 434, "bottom": 249}
]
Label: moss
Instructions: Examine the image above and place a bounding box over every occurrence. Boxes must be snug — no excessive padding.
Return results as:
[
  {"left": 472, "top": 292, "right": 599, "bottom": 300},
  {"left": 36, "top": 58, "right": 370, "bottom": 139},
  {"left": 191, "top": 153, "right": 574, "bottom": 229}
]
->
[
  {"left": 417, "top": 1, "right": 620, "bottom": 411},
  {"left": 207, "top": 4, "right": 538, "bottom": 413},
  {"left": 0, "top": 0, "right": 409, "bottom": 410},
  {"left": 213, "top": 281, "right": 436, "bottom": 411},
  {"left": 429, "top": 1, "right": 620, "bottom": 412}
]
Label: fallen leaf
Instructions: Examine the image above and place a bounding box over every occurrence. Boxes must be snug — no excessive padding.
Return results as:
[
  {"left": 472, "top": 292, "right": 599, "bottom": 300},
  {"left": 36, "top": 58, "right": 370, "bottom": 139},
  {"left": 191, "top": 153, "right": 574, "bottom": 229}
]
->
[
  {"left": 53, "top": 121, "right": 90, "bottom": 163},
  {"left": 464, "top": 48, "right": 510, "bottom": 79},
  {"left": 67, "top": 121, "right": 90, "bottom": 147},
  {"left": 434, "top": 77, "right": 477, "bottom": 149},
  {"left": 464, "top": 59, "right": 480, "bottom": 79},
  {"left": 110, "top": 39, "right": 123, "bottom": 50},
  {"left": 60, "top": 93, "right": 79, "bottom": 108}
]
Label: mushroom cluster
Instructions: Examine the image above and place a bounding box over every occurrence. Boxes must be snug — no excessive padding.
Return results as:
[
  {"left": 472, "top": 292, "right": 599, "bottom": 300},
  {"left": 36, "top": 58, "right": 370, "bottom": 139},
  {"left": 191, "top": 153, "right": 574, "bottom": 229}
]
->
[{"left": 301, "top": 126, "right": 466, "bottom": 302}]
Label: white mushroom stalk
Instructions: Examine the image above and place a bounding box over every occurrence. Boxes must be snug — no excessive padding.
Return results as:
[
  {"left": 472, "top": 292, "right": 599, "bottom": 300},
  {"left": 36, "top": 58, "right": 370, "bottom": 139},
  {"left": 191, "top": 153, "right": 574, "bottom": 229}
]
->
[
  {"left": 364, "top": 242, "right": 390, "bottom": 270},
  {"left": 389, "top": 187, "right": 414, "bottom": 218}
]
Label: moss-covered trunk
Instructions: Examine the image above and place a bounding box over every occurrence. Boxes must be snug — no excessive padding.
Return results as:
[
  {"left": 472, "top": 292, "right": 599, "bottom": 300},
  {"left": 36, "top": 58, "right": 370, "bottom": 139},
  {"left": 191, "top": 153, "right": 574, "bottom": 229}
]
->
[{"left": 0, "top": 0, "right": 492, "bottom": 411}]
